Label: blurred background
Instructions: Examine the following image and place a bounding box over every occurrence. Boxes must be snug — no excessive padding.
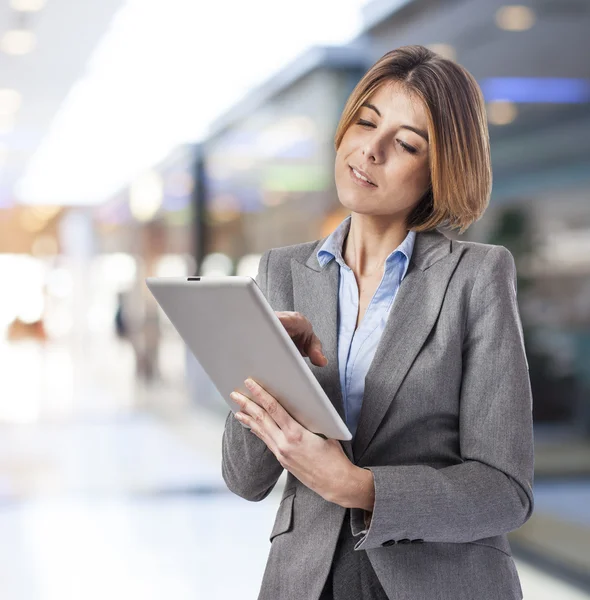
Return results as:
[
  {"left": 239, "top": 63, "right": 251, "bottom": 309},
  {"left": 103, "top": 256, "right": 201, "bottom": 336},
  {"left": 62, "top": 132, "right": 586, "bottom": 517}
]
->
[{"left": 0, "top": 0, "right": 589, "bottom": 598}]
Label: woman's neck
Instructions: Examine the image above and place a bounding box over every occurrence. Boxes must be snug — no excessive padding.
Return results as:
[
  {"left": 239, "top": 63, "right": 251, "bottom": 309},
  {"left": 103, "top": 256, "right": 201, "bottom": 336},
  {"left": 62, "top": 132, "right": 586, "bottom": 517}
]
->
[{"left": 342, "top": 215, "right": 409, "bottom": 278}]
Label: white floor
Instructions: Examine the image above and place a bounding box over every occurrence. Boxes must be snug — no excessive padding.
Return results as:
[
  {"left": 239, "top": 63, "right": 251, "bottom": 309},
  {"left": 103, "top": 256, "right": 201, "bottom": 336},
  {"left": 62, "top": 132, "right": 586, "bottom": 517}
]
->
[
  {"left": 0, "top": 335, "right": 587, "bottom": 600},
  {"left": 0, "top": 494, "right": 279, "bottom": 600}
]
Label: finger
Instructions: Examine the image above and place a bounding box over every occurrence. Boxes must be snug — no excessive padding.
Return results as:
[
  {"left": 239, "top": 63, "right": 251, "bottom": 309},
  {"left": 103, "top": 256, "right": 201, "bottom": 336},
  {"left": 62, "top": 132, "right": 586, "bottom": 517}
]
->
[
  {"left": 243, "top": 378, "right": 302, "bottom": 437},
  {"left": 276, "top": 312, "right": 327, "bottom": 365},
  {"left": 275, "top": 312, "right": 305, "bottom": 357},
  {"left": 305, "top": 333, "right": 328, "bottom": 366},
  {"left": 276, "top": 311, "right": 311, "bottom": 338},
  {"left": 231, "top": 389, "right": 283, "bottom": 445}
]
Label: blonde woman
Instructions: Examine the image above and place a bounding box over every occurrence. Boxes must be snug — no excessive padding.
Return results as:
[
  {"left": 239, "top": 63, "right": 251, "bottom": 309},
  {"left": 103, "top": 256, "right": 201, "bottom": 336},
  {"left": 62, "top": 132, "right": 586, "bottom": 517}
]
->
[{"left": 223, "top": 45, "right": 534, "bottom": 600}]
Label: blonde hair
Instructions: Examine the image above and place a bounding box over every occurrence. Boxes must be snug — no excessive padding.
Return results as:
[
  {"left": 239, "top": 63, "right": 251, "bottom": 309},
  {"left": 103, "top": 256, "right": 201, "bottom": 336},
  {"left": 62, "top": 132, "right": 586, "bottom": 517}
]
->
[{"left": 334, "top": 45, "right": 491, "bottom": 234}]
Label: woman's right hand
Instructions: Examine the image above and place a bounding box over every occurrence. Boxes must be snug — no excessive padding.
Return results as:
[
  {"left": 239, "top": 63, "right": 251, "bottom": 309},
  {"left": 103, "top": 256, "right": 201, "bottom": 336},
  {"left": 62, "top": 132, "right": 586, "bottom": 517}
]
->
[{"left": 275, "top": 311, "right": 329, "bottom": 367}]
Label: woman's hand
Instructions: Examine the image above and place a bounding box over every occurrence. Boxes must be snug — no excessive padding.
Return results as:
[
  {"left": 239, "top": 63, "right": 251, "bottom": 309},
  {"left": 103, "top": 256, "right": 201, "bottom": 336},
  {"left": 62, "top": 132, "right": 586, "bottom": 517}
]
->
[
  {"left": 275, "top": 311, "right": 329, "bottom": 367},
  {"left": 230, "top": 377, "right": 354, "bottom": 505}
]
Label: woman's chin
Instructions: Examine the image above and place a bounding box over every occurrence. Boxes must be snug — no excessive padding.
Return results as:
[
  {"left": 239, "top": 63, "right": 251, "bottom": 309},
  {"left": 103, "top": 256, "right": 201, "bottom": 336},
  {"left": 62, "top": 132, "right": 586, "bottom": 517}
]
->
[{"left": 337, "top": 194, "right": 377, "bottom": 214}]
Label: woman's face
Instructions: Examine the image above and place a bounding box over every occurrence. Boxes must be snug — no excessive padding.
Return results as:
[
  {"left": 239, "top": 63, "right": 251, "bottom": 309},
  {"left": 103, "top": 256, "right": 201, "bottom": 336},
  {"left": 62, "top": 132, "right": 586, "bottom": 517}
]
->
[{"left": 335, "top": 81, "right": 431, "bottom": 223}]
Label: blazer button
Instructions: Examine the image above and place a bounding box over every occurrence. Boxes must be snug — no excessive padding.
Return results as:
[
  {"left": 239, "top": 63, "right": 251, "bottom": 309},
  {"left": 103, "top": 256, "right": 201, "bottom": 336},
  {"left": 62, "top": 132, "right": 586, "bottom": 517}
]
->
[
  {"left": 412, "top": 539, "right": 425, "bottom": 543},
  {"left": 382, "top": 540, "right": 396, "bottom": 546},
  {"left": 398, "top": 538, "right": 411, "bottom": 544}
]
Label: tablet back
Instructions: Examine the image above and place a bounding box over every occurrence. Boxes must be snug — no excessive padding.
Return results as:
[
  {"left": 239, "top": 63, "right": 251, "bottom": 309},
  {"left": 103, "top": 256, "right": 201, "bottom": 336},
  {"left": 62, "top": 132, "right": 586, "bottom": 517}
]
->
[{"left": 145, "top": 276, "right": 351, "bottom": 441}]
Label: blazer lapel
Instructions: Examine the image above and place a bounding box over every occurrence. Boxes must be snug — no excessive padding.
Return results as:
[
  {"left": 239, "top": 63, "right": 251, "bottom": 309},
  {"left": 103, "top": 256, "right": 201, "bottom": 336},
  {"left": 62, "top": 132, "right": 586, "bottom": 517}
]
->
[
  {"left": 291, "top": 227, "right": 463, "bottom": 463},
  {"left": 291, "top": 251, "right": 354, "bottom": 458},
  {"left": 352, "top": 230, "right": 463, "bottom": 461}
]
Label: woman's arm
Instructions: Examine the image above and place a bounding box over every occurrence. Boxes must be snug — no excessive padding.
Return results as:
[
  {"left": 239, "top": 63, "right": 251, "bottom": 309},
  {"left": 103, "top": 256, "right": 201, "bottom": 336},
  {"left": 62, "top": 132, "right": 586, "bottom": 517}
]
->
[
  {"left": 221, "top": 249, "right": 285, "bottom": 501},
  {"left": 347, "top": 246, "right": 535, "bottom": 550}
]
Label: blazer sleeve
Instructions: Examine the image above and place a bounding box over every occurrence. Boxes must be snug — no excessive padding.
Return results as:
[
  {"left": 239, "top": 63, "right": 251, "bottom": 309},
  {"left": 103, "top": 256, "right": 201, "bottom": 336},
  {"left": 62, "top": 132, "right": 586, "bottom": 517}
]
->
[
  {"left": 349, "top": 245, "right": 535, "bottom": 550},
  {"left": 221, "top": 248, "right": 285, "bottom": 501}
]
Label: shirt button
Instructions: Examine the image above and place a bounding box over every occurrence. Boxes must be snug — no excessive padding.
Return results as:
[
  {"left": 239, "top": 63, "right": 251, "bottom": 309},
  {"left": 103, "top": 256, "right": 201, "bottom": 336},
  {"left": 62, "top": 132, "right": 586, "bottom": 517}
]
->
[
  {"left": 398, "top": 538, "right": 411, "bottom": 544},
  {"left": 382, "top": 539, "right": 396, "bottom": 547}
]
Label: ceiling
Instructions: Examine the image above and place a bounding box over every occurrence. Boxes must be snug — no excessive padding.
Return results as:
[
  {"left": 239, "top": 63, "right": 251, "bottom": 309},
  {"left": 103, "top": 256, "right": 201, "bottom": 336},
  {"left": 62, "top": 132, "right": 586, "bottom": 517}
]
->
[
  {"left": 0, "top": 0, "right": 124, "bottom": 207},
  {"left": 0, "top": 0, "right": 589, "bottom": 213},
  {"left": 365, "top": 0, "right": 590, "bottom": 79}
]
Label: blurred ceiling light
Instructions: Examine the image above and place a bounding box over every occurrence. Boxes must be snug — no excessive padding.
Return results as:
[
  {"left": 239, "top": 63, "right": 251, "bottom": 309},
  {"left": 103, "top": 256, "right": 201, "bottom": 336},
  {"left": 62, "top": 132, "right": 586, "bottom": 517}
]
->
[
  {"left": 129, "top": 170, "right": 163, "bottom": 222},
  {"left": 0, "top": 88, "right": 22, "bottom": 115},
  {"left": 10, "top": 0, "right": 47, "bottom": 12},
  {"left": 0, "top": 114, "right": 16, "bottom": 134},
  {"left": 1, "top": 29, "right": 37, "bottom": 55},
  {"left": 427, "top": 44, "right": 456, "bottom": 61},
  {"left": 487, "top": 100, "right": 517, "bottom": 125},
  {"left": 495, "top": 5, "right": 536, "bottom": 31},
  {"left": 481, "top": 77, "right": 590, "bottom": 103}
]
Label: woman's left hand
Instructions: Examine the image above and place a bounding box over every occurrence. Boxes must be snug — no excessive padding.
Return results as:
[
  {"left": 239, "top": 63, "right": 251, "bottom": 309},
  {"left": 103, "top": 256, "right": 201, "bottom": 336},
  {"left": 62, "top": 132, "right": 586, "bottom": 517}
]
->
[{"left": 230, "top": 377, "right": 354, "bottom": 505}]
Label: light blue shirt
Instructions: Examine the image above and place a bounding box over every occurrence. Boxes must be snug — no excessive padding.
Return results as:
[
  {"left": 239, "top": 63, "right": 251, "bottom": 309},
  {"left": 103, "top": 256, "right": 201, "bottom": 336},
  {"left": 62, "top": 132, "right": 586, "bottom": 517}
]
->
[{"left": 317, "top": 215, "right": 416, "bottom": 438}]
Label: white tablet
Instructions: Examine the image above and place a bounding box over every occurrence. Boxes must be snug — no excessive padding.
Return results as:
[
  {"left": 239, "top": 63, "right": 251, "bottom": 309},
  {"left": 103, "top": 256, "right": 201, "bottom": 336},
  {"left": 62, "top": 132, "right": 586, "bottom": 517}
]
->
[{"left": 145, "top": 276, "right": 352, "bottom": 441}]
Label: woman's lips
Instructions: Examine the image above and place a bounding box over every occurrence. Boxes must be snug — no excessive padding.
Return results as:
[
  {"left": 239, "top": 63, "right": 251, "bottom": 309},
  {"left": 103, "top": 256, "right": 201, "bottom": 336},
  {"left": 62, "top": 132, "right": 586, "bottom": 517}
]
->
[{"left": 349, "top": 165, "right": 377, "bottom": 188}]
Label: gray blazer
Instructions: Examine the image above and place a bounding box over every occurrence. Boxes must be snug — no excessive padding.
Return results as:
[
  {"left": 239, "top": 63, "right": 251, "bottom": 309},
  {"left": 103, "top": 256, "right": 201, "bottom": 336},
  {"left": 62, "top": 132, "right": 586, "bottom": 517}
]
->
[{"left": 222, "top": 226, "right": 535, "bottom": 600}]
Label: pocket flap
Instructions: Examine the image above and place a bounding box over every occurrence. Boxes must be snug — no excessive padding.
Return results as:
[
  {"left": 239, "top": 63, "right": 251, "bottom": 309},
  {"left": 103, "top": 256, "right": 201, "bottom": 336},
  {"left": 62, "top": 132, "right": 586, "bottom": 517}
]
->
[{"left": 269, "top": 489, "right": 296, "bottom": 542}]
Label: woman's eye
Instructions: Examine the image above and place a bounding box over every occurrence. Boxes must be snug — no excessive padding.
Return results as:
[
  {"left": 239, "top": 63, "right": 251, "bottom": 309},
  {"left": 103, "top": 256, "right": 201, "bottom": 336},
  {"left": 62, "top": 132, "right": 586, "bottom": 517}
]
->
[
  {"left": 398, "top": 140, "right": 417, "bottom": 155},
  {"left": 356, "top": 120, "right": 418, "bottom": 155}
]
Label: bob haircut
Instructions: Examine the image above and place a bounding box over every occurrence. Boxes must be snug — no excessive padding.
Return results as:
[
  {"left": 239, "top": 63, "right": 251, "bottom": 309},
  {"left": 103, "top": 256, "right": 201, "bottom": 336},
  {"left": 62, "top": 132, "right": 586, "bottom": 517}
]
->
[{"left": 334, "top": 45, "right": 492, "bottom": 234}]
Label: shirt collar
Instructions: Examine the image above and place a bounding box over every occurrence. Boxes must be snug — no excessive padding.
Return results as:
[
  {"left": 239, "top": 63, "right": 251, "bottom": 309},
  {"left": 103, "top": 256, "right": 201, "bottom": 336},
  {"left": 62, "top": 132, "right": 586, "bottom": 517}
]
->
[{"left": 317, "top": 214, "right": 416, "bottom": 279}]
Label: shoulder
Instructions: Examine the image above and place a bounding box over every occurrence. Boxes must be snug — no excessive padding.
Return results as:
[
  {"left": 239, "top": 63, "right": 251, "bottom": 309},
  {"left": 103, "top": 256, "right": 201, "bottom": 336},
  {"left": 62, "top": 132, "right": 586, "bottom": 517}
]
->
[
  {"left": 452, "top": 237, "right": 514, "bottom": 262},
  {"left": 452, "top": 238, "right": 516, "bottom": 283},
  {"left": 450, "top": 240, "right": 518, "bottom": 311}
]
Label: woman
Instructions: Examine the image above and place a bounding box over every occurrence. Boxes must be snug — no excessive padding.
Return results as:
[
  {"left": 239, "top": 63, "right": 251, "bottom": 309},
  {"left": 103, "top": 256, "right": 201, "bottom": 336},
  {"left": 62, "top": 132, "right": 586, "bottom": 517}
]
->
[{"left": 222, "top": 45, "right": 534, "bottom": 600}]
